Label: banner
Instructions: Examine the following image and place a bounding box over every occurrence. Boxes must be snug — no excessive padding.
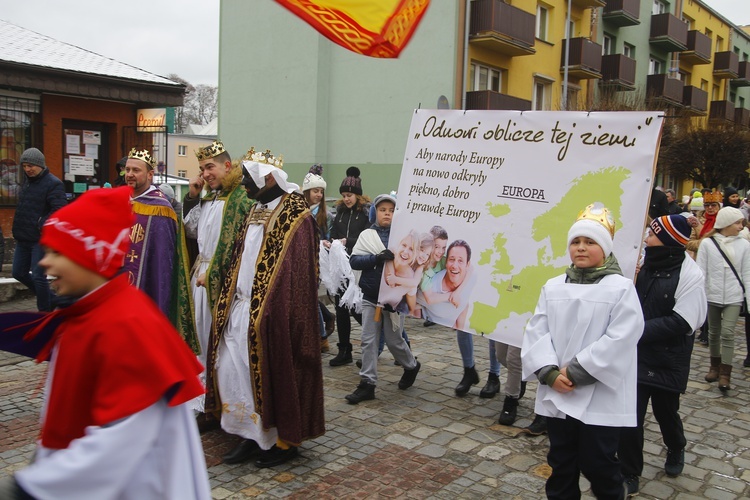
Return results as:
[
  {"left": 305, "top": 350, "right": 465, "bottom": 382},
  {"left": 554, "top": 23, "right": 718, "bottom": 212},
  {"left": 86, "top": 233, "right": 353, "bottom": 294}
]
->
[
  {"left": 276, "top": 0, "right": 430, "bottom": 58},
  {"left": 381, "top": 110, "right": 664, "bottom": 347}
]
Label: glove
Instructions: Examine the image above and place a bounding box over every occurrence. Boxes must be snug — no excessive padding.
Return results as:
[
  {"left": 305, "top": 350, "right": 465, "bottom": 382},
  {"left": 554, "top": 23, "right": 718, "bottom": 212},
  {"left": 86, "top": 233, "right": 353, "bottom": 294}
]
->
[{"left": 375, "top": 249, "right": 395, "bottom": 264}]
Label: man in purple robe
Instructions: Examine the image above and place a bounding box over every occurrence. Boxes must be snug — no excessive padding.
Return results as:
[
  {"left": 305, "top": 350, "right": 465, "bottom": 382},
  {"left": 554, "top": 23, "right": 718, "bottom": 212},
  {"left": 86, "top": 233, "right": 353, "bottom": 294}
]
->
[{"left": 122, "top": 148, "right": 177, "bottom": 314}]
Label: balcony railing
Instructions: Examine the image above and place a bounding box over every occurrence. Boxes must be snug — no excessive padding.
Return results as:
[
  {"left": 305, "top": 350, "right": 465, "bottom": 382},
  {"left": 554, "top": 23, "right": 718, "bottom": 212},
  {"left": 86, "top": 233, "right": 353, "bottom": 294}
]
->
[
  {"left": 469, "top": 0, "right": 535, "bottom": 57},
  {"left": 602, "top": 0, "right": 641, "bottom": 27},
  {"left": 682, "top": 86, "right": 708, "bottom": 115},
  {"left": 681, "top": 30, "right": 712, "bottom": 65},
  {"left": 709, "top": 100, "right": 736, "bottom": 123},
  {"left": 649, "top": 13, "right": 688, "bottom": 52},
  {"left": 561, "top": 38, "right": 603, "bottom": 79},
  {"left": 600, "top": 54, "right": 636, "bottom": 90},
  {"left": 730, "top": 61, "right": 750, "bottom": 87},
  {"left": 736, "top": 107, "right": 750, "bottom": 128},
  {"left": 465, "top": 90, "right": 532, "bottom": 111},
  {"left": 714, "top": 51, "right": 740, "bottom": 79},
  {"left": 646, "top": 74, "right": 685, "bottom": 106},
  {"left": 572, "top": 0, "right": 606, "bottom": 8}
]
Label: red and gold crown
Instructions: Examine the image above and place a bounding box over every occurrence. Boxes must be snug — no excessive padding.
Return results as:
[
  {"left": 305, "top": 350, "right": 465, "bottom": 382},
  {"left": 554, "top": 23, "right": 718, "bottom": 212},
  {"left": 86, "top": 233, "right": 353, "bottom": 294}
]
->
[
  {"left": 703, "top": 192, "right": 722, "bottom": 204},
  {"left": 575, "top": 202, "right": 616, "bottom": 238},
  {"left": 195, "top": 140, "right": 226, "bottom": 162},
  {"left": 247, "top": 148, "right": 284, "bottom": 169},
  {"left": 127, "top": 148, "right": 155, "bottom": 170}
]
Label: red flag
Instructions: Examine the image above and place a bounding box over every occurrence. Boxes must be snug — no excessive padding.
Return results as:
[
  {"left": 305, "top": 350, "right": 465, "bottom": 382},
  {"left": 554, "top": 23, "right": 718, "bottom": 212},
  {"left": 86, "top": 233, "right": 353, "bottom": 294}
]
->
[{"left": 276, "top": 0, "right": 430, "bottom": 58}]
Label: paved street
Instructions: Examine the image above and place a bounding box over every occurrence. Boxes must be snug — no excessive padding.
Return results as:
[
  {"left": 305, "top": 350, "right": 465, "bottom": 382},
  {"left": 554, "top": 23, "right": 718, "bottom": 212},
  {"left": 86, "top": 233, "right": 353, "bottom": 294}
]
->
[{"left": 1, "top": 295, "right": 750, "bottom": 498}]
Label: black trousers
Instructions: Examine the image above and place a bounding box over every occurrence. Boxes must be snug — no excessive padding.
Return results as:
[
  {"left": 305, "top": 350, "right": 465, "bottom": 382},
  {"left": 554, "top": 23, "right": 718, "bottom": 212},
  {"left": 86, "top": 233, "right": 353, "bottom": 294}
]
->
[
  {"left": 334, "top": 292, "right": 362, "bottom": 346},
  {"left": 619, "top": 384, "right": 685, "bottom": 477},
  {"left": 546, "top": 415, "right": 624, "bottom": 500}
]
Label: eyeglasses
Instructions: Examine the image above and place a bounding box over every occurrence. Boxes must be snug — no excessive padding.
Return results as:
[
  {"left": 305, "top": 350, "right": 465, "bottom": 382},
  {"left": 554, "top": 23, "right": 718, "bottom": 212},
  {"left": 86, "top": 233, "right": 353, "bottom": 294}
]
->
[{"left": 704, "top": 203, "right": 719, "bottom": 208}]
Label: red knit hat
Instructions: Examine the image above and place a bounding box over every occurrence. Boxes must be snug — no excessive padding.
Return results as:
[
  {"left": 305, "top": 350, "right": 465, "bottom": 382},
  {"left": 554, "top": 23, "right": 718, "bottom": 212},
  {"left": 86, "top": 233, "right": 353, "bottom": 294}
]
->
[{"left": 40, "top": 186, "right": 135, "bottom": 278}]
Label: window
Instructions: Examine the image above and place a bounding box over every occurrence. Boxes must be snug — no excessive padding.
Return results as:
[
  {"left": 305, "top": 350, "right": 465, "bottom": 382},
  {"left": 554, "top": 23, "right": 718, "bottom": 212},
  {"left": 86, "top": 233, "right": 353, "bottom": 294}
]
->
[
  {"left": 0, "top": 94, "right": 42, "bottom": 205},
  {"left": 700, "top": 79, "right": 708, "bottom": 91},
  {"left": 177, "top": 170, "right": 188, "bottom": 178},
  {"left": 565, "top": 19, "right": 575, "bottom": 39},
  {"left": 470, "top": 63, "right": 503, "bottom": 92},
  {"left": 678, "top": 71, "right": 690, "bottom": 85},
  {"left": 602, "top": 34, "right": 614, "bottom": 55},
  {"left": 623, "top": 43, "right": 634, "bottom": 58},
  {"left": 740, "top": 96, "right": 746, "bottom": 110},
  {"left": 712, "top": 84, "right": 720, "bottom": 101},
  {"left": 716, "top": 36, "right": 724, "bottom": 52},
  {"left": 649, "top": 57, "right": 664, "bottom": 75},
  {"left": 178, "top": 145, "right": 187, "bottom": 156},
  {"left": 536, "top": 5, "right": 549, "bottom": 41},
  {"left": 682, "top": 15, "right": 693, "bottom": 29},
  {"left": 532, "top": 78, "right": 552, "bottom": 110},
  {"left": 652, "top": 0, "right": 667, "bottom": 15}
]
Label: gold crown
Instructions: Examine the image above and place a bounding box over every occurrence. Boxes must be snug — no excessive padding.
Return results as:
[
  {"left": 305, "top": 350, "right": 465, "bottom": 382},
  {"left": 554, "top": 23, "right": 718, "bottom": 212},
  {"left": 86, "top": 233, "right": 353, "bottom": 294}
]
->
[
  {"left": 247, "top": 148, "right": 284, "bottom": 169},
  {"left": 195, "top": 140, "right": 226, "bottom": 161},
  {"left": 575, "top": 202, "right": 616, "bottom": 238},
  {"left": 703, "top": 192, "right": 722, "bottom": 204},
  {"left": 127, "top": 148, "right": 155, "bottom": 169}
]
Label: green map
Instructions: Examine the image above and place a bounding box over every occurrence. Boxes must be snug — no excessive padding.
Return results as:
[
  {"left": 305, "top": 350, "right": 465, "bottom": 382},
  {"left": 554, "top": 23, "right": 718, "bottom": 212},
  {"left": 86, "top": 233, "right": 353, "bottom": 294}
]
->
[{"left": 469, "top": 167, "right": 630, "bottom": 340}]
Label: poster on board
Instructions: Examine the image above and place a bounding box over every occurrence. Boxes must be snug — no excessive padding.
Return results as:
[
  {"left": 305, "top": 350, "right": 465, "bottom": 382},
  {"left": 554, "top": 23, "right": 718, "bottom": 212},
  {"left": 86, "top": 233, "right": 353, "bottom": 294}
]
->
[{"left": 379, "top": 110, "right": 664, "bottom": 347}]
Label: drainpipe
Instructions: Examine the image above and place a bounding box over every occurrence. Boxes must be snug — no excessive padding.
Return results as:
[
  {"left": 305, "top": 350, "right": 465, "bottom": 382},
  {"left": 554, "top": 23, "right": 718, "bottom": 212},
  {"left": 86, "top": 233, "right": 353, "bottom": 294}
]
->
[
  {"left": 562, "top": 0, "right": 572, "bottom": 110},
  {"left": 462, "top": 0, "right": 471, "bottom": 110}
]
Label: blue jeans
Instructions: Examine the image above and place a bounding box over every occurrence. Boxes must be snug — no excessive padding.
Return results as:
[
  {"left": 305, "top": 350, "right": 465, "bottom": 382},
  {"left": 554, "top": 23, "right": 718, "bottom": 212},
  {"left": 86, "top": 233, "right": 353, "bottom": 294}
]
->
[
  {"left": 12, "top": 241, "right": 51, "bottom": 311},
  {"left": 456, "top": 330, "right": 499, "bottom": 375}
]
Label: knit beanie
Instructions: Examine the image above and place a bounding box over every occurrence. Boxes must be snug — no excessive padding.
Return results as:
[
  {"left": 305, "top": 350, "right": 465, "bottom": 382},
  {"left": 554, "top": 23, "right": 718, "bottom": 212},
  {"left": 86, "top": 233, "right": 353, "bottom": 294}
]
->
[
  {"left": 302, "top": 163, "right": 327, "bottom": 192},
  {"left": 339, "top": 166, "right": 363, "bottom": 196},
  {"left": 159, "top": 183, "right": 175, "bottom": 201},
  {"left": 19, "top": 148, "right": 46, "bottom": 168},
  {"left": 650, "top": 215, "right": 691, "bottom": 247},
  {"left": 714, "top": 206, "right": 745, "bottom": 230},
  {"left": 40, "top": 186, "right": 135, "bottom": 278},
  {"left": 689, "top": 194, "right": 703, "bottom": 211},
  {"left": 567, "top": 202, "right": 615, "bottom": 257}
]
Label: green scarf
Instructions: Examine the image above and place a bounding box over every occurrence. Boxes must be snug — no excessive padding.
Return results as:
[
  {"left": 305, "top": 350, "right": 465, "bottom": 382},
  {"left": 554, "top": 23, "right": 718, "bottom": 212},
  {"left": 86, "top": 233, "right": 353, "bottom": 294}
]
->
[{"left": 565, "top": 253, "right": 623, "bottom": 284}]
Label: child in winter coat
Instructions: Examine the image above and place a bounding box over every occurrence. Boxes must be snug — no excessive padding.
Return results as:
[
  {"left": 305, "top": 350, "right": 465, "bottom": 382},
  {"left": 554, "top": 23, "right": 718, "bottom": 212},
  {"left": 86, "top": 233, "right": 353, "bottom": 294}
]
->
[
  {"left": 696, "top": 206, "right": 750, "bottom": 391},
  {"left": 619, "top": 215, "right": 707, "bottom": 496},
  {"left": 521, "top": 203, "right": 644, "bottom": 499}
]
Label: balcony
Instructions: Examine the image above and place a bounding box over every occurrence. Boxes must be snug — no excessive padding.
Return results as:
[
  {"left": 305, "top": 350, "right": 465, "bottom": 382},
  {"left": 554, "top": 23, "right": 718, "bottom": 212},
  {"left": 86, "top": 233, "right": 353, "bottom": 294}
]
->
[
  {"left": 709, "top": 100, "right": 736, "bottom": 123},
  {"left": 600, "top": 54, "right": 636, "bottom": 90},
  {"left": 572, "top": 0, "right": 606, "bottom": 8},
  {"left": 602, "top": 0, "right": 640, "bottom": 28},
  {"left": 469, "top": 0, "right": 535, "bottom": 57},
  {"left": 681, "top": 30, "right": 712, "bottom": 65},
  {"left": 465, "top": 90, "right": 532, "bottom": 111},
  {"left": 714, "top": 51, "right": 739, "bottom": 79},
  {"left": 682, "top": 86, "right": 708, "bottom": 115},
  {"left": 736, "top": 107, "right": 750, "bottom": 128},
  {"left": 649, "top": 13, "right": 688, "bottom": 52},
  {"left": 560, "top": 38, "right": 603, "bottom": 79},
  {"left": 730, "top": 61, "right": 750, "bottom": 87},
  {"left": 646, "top": 73, "right": 685, "bottom": 106}
]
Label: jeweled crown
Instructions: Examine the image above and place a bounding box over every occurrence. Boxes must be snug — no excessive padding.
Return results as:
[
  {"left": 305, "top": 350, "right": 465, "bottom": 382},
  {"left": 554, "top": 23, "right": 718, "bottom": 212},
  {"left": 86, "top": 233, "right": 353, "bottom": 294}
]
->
[
  {"left": 247, "top": 148, "right": 284, "bottom": 169},
  {"left": 575, "top": 202, "right": 616, "bottom": 238},
  {"left": 195, "top": 140, "right": 226, "bottom": 161},
  {"left": 703, "top": 192, "right": 722, "bottom": 204},
  {"left": 127, "top": 148, "right": 155, "bottom": 169}
]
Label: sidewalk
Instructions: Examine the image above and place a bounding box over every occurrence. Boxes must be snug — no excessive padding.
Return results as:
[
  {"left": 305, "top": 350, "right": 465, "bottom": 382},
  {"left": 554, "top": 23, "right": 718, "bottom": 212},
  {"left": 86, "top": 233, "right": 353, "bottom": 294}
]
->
[{"left": 1, "top": 295, "right": 749, "bottom": 498}]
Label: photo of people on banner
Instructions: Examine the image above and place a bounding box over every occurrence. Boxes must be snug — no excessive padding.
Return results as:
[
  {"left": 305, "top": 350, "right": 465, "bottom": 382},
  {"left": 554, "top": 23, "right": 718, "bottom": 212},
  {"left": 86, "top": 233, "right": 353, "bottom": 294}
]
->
[{"left": 379, "top": 225, "right": 476, "bottom": 330}]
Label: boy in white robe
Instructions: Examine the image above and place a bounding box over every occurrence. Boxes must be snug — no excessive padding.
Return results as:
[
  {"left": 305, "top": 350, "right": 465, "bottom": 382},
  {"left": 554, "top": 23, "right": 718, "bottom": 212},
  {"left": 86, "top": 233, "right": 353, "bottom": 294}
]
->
[{"left": 521, "top": 203, "right": 644, "bottom": 499}]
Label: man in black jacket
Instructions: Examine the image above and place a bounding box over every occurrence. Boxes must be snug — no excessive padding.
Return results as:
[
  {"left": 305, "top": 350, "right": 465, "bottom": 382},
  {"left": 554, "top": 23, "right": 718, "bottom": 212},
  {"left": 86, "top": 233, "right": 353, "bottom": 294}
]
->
[{"left": 12, "top": 148, "right": 66, "bottom": 311}]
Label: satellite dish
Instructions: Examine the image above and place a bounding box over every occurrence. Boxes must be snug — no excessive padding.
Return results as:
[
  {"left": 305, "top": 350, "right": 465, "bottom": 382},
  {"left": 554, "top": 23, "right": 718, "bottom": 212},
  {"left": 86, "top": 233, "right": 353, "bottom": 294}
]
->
[{"left": 437, "top": 95, "right": 450, "bottom": 109}]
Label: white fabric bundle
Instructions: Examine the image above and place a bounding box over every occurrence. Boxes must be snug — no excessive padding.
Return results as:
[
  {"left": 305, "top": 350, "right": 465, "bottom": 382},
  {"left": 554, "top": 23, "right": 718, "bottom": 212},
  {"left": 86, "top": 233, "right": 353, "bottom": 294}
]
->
[{"left": 320, "top": 240, "right": 362, "bottom": 312}]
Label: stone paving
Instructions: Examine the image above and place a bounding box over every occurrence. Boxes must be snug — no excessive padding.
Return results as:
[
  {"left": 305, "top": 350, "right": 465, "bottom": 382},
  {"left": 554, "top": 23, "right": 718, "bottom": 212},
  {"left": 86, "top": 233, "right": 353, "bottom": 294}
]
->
[{"left": 1, "top": 295, "right": 750, "bottom": 498}]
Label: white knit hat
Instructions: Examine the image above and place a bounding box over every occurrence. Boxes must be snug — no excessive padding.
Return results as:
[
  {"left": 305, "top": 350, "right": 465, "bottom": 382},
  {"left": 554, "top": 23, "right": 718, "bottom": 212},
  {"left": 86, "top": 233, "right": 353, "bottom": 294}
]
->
[
  {"left": 302, "top": 173, "right": 326, "bottom": 192},
  {"left": 714, "top": 206, "right": 745, "bottom": 229},
  {"left": 567, "top": 203, "right": 615, "bottom": 257}
]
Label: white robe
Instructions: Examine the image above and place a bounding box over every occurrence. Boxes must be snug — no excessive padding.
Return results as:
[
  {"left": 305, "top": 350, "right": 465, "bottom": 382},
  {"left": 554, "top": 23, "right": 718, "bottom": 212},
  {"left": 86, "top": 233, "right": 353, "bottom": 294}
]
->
[
  {"left": 521, "top": 273, "right": 644, "bottom": 427},
  {"left": 184, "top": 195, "right": 225, "bottom": 411},
  {"left": 15, "top": 354, "right": 210, "bottom": 500},
  {"left": 216, "top": 198, "right": 280, "bottom": 450}
]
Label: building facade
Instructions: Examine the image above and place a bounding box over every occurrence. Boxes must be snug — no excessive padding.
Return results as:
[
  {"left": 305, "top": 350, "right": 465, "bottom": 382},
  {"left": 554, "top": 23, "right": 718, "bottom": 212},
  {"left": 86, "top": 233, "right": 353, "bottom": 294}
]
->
[{"left": 218, "top": 0, "right": 750, "bottom": 197}]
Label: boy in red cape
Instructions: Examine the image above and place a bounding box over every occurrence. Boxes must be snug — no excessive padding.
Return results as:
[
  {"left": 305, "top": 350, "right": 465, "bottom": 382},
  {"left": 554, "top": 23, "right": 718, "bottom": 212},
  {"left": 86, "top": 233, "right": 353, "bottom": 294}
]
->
[{"left": 0, "top": 186, "right": 211, "bottom": 499}]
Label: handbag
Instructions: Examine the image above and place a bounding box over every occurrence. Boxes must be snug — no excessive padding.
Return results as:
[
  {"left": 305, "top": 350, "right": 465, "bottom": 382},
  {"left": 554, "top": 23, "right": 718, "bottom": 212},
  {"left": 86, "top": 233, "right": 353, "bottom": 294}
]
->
[{"left": 710, "top": 237, "right": 748, "bottom": 315}]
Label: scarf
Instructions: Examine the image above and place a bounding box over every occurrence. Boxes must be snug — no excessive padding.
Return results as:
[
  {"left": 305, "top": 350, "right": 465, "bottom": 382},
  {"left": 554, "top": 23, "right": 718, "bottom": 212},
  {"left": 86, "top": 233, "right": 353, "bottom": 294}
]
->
[
  {"left": 699, "top": 212, "right": 716, "bottom": 238},
  {"left": 642, "top": 245, "right": 686, "bottom": 271},
  {"left": 565, "top": 253, "right": 623, "bottom": 284}
]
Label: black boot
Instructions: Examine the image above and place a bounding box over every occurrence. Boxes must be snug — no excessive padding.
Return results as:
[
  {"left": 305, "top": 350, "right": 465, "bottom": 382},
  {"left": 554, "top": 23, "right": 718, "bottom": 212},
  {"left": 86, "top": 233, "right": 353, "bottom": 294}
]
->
[
  {"left": 498, "top": 395, "right": 519, "bottom": 425},
  {"left": 455, "top": 365, "right": 480, "bottom": 396},
  {"left": 479, "top": 373, "right": 500, "bottom": 398},
  {"left": 745, "top": 330, "right": 750, "bottom": 367},
  {"left": 329, "top": 343, "right": 353, "bottom": 367},
  {"left": 345, "top": 381, "right": 375, "bottom": 404}
]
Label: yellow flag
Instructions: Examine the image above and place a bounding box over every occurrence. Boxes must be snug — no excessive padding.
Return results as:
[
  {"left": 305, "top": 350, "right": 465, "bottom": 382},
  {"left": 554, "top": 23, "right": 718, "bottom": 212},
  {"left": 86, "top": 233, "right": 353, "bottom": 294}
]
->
[{"left": 276, "top": 0, "right": 430, "bottom": 58}]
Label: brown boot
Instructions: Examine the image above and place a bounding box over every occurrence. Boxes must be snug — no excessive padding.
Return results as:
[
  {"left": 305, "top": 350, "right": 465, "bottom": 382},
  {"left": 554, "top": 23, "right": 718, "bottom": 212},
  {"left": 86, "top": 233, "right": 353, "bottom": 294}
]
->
[
  {"left": 320, "top": 338, "right": 330, "bottom": 353},
  {"left": 718, "top": 364, "right": 732, "bottom": 392},
  {"left": 705, "top": 356, "right": 721, "bottom": 382}
]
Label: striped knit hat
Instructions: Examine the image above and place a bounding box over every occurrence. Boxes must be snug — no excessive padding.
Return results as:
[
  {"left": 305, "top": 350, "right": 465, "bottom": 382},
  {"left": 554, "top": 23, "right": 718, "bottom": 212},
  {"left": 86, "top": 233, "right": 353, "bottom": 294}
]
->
[{"left": 649, "top": 214, "right": 691, "bottom": 247}]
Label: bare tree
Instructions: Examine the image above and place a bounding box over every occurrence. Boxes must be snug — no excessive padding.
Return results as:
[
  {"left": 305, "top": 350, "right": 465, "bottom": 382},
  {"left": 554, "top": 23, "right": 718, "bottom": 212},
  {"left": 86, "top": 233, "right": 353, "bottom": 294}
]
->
[{"left": 167, "top": 74, "right": 216, "bottom": 133}]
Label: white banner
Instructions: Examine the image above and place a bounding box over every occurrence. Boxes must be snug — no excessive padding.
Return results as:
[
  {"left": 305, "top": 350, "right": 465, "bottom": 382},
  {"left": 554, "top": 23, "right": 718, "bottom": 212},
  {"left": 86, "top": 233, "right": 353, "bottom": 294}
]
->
[{"left": 380, "top": 110, "right": 664, "bottom": 347}]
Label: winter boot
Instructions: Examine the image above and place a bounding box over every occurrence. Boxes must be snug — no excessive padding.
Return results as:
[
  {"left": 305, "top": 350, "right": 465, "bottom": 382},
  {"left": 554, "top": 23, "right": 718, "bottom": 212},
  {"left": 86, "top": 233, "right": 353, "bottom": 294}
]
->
[
  {"left": 479, "top": 373, "right": 501, "bottom": 398},
  {"left": 398, "top": 361, "right": 421, "bottom": 390},
  {"left": 455, "top": 365, "right": 480, "bottom": 396},
  {"left": 320, "top": 338, "right": 329, "bottom": 353},
  {"left": 329, "top": 343, "right": 353, "bottom": 367},
  {"left": 745, "top": 331, "right": 750, "bottom": 367},
  {"left": 497, "top": 395, "right": 519, "bottom": 426},
  {"left": 719, "top": 364, "right": 732, "bottom": 392},
  {"left": 345, "top": 381, "right": 375, "bottom": 404},
  {"left": 705, "top": 356, "right": 721, "bottom": 382},
  {"left": 520, "top": 414, "right": 548, "bottom": 436}
]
